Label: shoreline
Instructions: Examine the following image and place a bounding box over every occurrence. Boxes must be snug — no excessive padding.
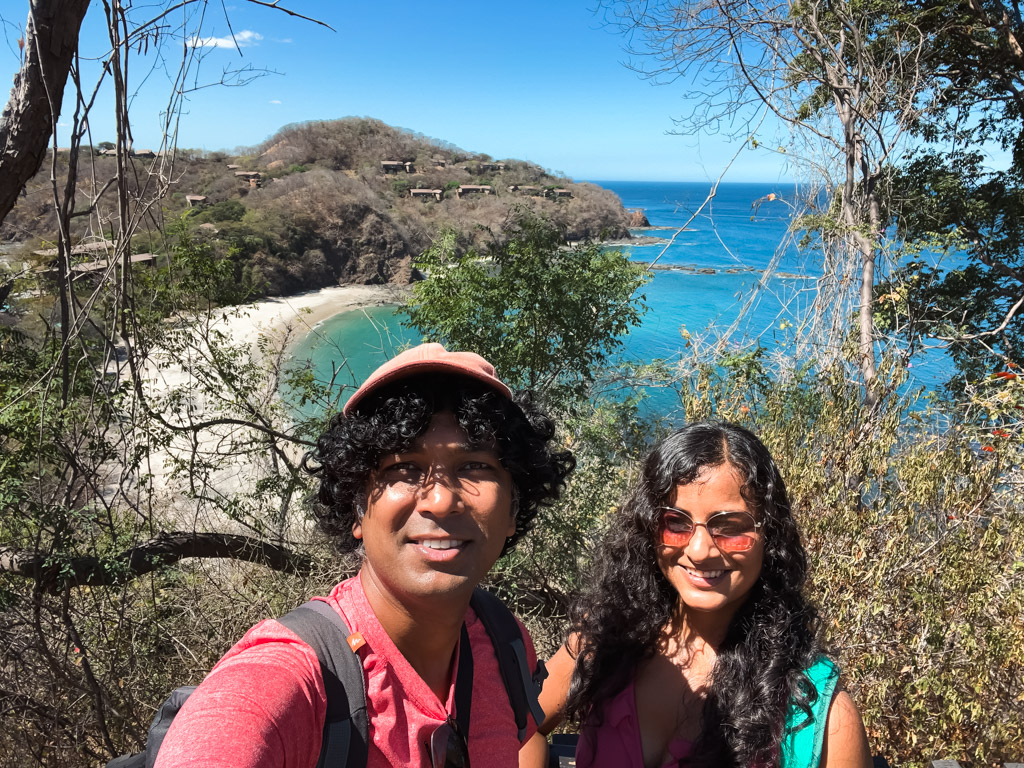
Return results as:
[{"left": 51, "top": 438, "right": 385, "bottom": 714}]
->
[
  {"left": 140, "top": 282, "right": 407, "bottom": 503},
  {"left": 217, "top": 283, "right": 408, "bottom": 355}
]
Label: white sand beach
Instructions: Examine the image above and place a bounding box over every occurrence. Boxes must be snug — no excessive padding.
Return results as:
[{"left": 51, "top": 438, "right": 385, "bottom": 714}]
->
[
  {"left": 215, "top": 283, "right": 406, "bottom": 351},
  {"left": 140, "top": 283, "right": 406, "bottom": 515}
]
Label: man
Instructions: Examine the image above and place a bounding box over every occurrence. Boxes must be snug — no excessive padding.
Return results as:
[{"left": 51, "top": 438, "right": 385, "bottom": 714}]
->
[{"left": 155, "top": 343, "right": 574, "bottom": 767}]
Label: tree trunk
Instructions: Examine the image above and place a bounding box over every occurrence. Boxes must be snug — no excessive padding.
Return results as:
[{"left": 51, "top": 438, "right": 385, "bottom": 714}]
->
[
  {"left": 0, "top": 0, "right": 92, "bottom": 226},
  {"left": 837, "top": 92, "right": 879, "bottom": 403},
  {"left": 859, "top": 187, "right": 882, "bottom": 403}
]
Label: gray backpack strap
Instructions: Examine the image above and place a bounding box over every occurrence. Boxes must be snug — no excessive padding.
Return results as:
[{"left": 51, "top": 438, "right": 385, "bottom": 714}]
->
[
  {"left": 278, "top": 600, "right": 368, "bottom": 768},
  {"left": 469, "top": 588, "right": 547, "bottom": 742}
]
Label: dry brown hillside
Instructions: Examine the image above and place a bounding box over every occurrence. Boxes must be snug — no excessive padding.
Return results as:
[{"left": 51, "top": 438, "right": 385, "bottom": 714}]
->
[{"left": 2, "top": 118, "right": 632, "bottom": 296}]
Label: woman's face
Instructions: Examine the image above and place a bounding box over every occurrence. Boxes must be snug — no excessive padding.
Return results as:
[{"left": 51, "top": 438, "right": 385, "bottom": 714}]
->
[{"left": 655, "top": 463, "right": 764, "bottom": 621}]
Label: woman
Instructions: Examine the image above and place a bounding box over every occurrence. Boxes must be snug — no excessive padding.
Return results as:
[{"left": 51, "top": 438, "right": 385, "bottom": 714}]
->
[{"left": 523, "top": 422, "right": 871, "bottom": 768}]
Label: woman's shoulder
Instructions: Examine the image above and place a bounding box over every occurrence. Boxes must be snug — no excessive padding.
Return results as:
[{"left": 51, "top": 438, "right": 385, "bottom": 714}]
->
[
  {"left": 781, "top": 654, "right": 862, "bottom": 768},
  {"left": 802, "top": 655, "right": 840, "bottom": 688}
]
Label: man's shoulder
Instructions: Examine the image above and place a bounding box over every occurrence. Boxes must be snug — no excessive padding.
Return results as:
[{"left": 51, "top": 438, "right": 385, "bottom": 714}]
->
[
  {"left": 466, "top": 588, "right": 534, "bottom": 645},
  {"left": 319, "top": 574, "right": 364, "bottom": 617}
]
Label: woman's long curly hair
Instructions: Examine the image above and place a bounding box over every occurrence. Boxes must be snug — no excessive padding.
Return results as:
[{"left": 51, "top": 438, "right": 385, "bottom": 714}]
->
[
  {"left": 565, "top": 421, "right": 822, "bottom": 767},
  {"left": 302, "top": 373, "right": 575, "bottom": 555}
]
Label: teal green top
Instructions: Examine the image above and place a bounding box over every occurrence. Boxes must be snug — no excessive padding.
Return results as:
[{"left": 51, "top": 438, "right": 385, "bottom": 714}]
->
[{"left": 780, "top": 656, "right": 840, "bottom": 768}]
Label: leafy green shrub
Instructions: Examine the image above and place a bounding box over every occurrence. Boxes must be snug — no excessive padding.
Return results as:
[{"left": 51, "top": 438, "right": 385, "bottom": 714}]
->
[
  {"left": 198, "top": 199, "right": 246, "bottom": 223},
  {"left": 403, "top": 213, "right": 649, "bottom": 403},
  {"left": 390, "top": 178, "right": 412, "bottom": 196}
]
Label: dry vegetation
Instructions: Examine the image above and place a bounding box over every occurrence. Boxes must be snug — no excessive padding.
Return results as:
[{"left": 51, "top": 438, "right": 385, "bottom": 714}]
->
[{"left": 1, "top": 118, "right": 632, "bottom": 297}]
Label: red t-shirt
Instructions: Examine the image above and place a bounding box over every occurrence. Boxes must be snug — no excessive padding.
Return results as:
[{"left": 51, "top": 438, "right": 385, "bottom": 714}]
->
[{"left": 155, "top": 574, "right": 538, "bottom": 767}]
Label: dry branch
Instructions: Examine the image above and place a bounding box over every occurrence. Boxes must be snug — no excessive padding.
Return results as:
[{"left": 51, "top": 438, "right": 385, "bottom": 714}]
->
[{"left": 0, "top": 532, "right": 311, "bottom": 592}]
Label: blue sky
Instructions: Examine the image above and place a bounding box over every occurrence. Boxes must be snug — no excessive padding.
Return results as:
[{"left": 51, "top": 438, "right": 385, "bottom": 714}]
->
[{"left": 0, "top": 0, "right": 792, "bottom": 182}]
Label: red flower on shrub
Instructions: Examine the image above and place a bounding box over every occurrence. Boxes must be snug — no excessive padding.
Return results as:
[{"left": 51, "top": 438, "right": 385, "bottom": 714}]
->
[
  {"left": 981, "top": 445, "right": 996, "bottom": 452},
  {"left": 992, "top": 429, "right": 1010, "bottom": 438},
  {"left": 993, "top": 371, "right": 1017, "bottom": 380}
]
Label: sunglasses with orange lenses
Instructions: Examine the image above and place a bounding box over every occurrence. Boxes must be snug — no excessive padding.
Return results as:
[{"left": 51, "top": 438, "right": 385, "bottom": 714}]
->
[{"left": 657, "top": 507, "right": 762, "bottom": 553}]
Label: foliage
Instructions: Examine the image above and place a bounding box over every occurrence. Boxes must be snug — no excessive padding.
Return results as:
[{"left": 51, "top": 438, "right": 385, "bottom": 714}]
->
[
  {"left": 884, "top": 155, "right": 1024, "bottom": 381},
  {"left": 875, "top": 0, "right": 1024, "bottom": 383},
  {"left": 190, "top": 199, "right": 246, "bottom": 223},
  {"left": 402, "top": 213, "right": 650, "bottom": 403},
  {"left": 0, "top": 225, "right": 341, "bottom": 765},
  {"left": 390, "top": 178, "right": 413, "bottom": 197},
  {"left": 657, "top": 345, "right": 1024, "bottom": 767},
  {"left": 493, "top": 394, "right": 658, "bottom": 653}
]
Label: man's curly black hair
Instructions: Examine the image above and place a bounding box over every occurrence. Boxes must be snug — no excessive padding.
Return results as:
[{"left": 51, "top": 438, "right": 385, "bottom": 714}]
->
[{"left": 302, "top": 373, "right": 575, "bottom": 555}]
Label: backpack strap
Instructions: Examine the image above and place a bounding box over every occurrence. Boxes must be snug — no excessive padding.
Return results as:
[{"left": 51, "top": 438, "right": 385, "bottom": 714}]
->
[
  {"left": 278, "top": 600, "right": 369, "bottom": 768},
  {"left": 453, "top": 622, "right": 473, "bottom": 735},
  {"left": 469, "top": 587, "right": 547, "bottom": 742}
]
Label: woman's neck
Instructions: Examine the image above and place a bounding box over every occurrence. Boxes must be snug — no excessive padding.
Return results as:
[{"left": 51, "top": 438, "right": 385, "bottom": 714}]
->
[{"left": 668, "top": 602, "right": 738, "bottom": 653}]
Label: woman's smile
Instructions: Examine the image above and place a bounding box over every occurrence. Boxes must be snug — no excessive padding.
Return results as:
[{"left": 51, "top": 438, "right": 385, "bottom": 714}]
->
[{"left": 657, "top": 464, "right": 764, "bottom": 622}]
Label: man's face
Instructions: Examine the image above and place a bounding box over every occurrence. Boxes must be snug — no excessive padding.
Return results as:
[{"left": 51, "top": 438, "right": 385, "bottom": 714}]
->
[{"left": 354, "top": 411, "right": 515, "bottom": 609}]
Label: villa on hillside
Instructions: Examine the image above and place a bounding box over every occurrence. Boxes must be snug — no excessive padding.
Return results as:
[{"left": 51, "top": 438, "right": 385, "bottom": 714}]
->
[
  {"left": 410, "top": 188, "right": 444, "bottom": 201},
  {"left": 185, "top": 195, "right": 208, "bottom": 207},
  {"left": 548, "top": 188, "right": 572, "bottom": 199},
  {"left": 457, "top": 184, "right": 494, "bottom": 198},
  {"left": 381, "top": 160, "right": 415, "bottom": 174},
  {"left": 479, "top": 162, "right": 506, "bottom": 172},
  {"left": 33, "top": 240, "right": 113, "bottom": 258},
  {"left": 234, "top": 171, "right": 262, "bottom": 188},
  {"left": 508, "top": 184, "right": 542, "bottom": 195},
  {"left": 95, "top": 148, "right": 157, "bottom": 159}
]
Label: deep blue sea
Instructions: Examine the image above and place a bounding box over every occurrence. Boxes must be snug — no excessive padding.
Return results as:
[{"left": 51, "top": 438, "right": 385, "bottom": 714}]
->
[{"left": 286, "top": 181, "right": 949, "bottom": 417}]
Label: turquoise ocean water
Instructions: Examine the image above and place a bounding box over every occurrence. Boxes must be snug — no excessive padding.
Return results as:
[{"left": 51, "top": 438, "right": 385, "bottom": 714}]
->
[{"left": 286, "top": 181, "right": 948, "bottom": 417}]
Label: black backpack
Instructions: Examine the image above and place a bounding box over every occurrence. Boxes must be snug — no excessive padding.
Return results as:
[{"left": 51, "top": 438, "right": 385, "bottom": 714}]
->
[{"left": 108, "top": 587, "right": 546, "bottom": 768}]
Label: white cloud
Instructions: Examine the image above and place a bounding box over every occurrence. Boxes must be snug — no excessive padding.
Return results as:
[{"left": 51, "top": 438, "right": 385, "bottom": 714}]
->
[
  {"left": 269, "top": 100, "right": 282, "bottom": 105},
  {"left": 190, "top": 29, "right": 263, "bottom": 49}
]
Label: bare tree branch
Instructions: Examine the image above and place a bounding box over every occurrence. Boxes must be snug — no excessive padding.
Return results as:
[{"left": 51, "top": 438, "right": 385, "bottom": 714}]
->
[
  {"left": 937, "top": 291, "right": 1024, "bottom": 341},
  {"left": 0, "top": 533, "right": 313, "bottom": 593}
]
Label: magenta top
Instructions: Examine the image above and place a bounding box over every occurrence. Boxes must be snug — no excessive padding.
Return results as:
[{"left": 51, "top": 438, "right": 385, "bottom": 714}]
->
[{"left": 576, "top": 677, "right": 694, "bottom": 768}]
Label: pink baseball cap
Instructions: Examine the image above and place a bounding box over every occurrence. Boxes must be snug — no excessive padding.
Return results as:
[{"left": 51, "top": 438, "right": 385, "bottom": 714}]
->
[{"left": 343, "top": 342, "right": 513, "bottom": 415}]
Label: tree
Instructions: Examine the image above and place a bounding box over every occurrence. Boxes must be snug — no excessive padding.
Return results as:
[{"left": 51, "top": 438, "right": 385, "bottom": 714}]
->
[
  {"left": 402, "top": 213, "right": 650, "bottom": 402},
  {"left": 877, "top": 0, "right": 1024, "bottom": 382},
  {"left": 0, "top": 0, "right": 91, "bottom": 225},
  {"left": 0, "top": 3, "right": 336, "bottom": 763},
  {"left": 604, "top": 0, "right": 936, "bottom": 402}
]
